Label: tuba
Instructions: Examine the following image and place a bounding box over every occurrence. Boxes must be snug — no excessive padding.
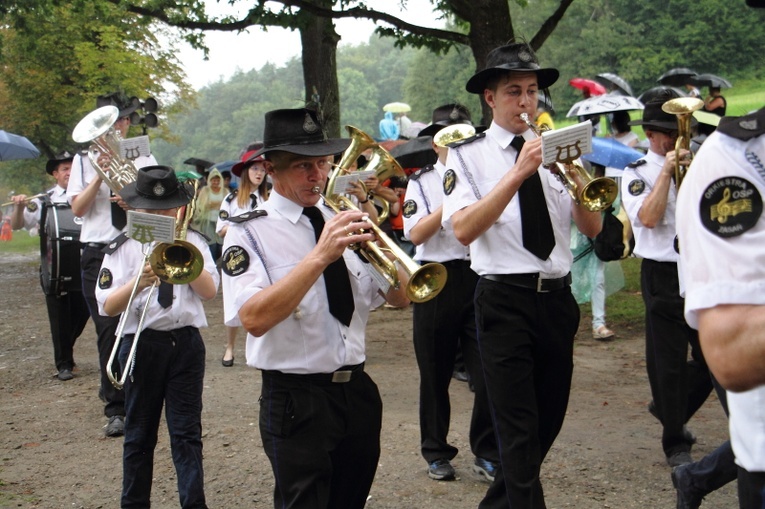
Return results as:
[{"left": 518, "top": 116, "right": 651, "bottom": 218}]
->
[
  {"left": 324, "top": 126, "right": 448, "bottom": 303},
  {"left": 661, "top": 97, "right": 704, "bottom": 188},
  {"left": 106, "top": 180, "right": 204, "bottom": 389},
  {"left": 72, "top": 105, "right": 138, "bottom": 194},
  {"left": 520, "top": 113, "right": 618, "bottom": 212}
]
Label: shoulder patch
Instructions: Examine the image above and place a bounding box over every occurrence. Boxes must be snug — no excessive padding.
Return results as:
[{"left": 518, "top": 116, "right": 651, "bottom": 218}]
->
[
  {"left": 447, "top": 131, "right": 486, "bottom": 148},
  {"left": 103, "top": 233, "right": 129, "bottom": 254},
  {"left": 98, "top": 268, "right": 113, "bottom": 289},
  {"left": 402, "top": 200, "right": 417, "bottom": 218},
  {"left": 409, "top": 164, "right": 435, "bottom": 181},
  {"left": 221, "top": 245, "right": 250, "bottom": 276},
  {"left": 718, "top": 108, "right": 765, "bottom": 141},
  {"left": 219, "top": 209, "right": 229, "bottom": 220},
  {"left": 225, "top": 189, "right": 239, "bottom": 203},
  {"left": 443, "top": 169, "right": 456, "bottom": 195},
  {"left": 701, "top": 177, "right": 763, "bottom": 238},
  {"left": 627, "top": 159, "right": 647, "bottom": 169},
  {"left": 26, "top": 201, "right": 38, "bottom": 212},
  {"left": 628, "top": 179, "right": 646, "bottom": 196},
  {"left": 228, "top": 209, "right": 267, "bottom": 224}
]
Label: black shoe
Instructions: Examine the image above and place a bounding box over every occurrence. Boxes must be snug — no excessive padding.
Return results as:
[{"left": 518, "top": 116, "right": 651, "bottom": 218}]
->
[
  {"left": 648, "top": 401, "right": 697, "bottom": 444},
  {"left": 671, "top": 465, "right": 704, "bottom": 509},
  {"left": 221, "top": 357, "right": 234, "bottom": 367},
  {"left": 57, "top": 368, "right": 74, "bottom": 381},
  {"left": 667, "top": 451, "right": 693, "bottom": 468},
  {"left": 452, "top": 370, "right": 469, "bottom": 382},
  {"left": 428, "top": 459, "right": 456, "bottom": 481},
  {"left": 105, "top": 415, "right": 125, "bottom": 437},
  {"left": 472, "top": 457, "right": 498, "bottom": 483}
]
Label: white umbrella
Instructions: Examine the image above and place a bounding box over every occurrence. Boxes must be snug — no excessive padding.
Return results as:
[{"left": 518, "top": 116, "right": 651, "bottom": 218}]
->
[
  {"left": 383, "top": 102, "right": 411, "bottom": 113},
  {"left": 566, "top": 94, "right": 644, "bottom": 118}
]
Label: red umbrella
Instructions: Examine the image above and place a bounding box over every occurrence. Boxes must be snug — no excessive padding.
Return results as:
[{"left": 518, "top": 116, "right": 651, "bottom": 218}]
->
[{"left": 569, "top": 78, "right": 607, "bottom": 97}]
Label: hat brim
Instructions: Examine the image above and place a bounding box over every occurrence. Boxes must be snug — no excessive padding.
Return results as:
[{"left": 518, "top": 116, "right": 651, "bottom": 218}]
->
[
  {"left": 119, "top": 181, "right": 193, "bottom": 210},
  {"left": 629, "top": 118, "right": 698, "bottom": 130},
  {"left": 466, "top": 67, "right": 559, "bottom": 94},
  {"left": 418, "top": 123, "right": 448, "bottom": 139},
  {"left": 46, "top": 156, "right": 74, "bottom": 175},
  {"left": 254, "top": 138, "right": 351, "bottom": 159}
]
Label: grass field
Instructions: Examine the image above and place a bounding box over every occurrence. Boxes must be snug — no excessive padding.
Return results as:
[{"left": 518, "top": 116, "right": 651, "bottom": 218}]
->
[{"left": 0, "top": 229, "right": 38, "bottom": 254}]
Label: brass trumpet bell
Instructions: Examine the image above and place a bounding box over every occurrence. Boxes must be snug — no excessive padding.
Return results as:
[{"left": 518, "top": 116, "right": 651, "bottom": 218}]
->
[
  {"left": 661, "top": 97, "right": 704, "bottom": 188},
  {"left": 149, "top": 240, "right": 204, "bottom": 284}
]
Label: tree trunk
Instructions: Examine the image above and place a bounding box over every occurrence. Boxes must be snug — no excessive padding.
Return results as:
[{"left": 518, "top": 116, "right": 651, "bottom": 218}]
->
[{"left": 300, "top": 3, "right": 342, "bottom": 138}]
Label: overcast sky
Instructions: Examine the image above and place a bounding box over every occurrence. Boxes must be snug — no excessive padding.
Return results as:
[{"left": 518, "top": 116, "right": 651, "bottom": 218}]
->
[{"left": 176, "top": 0, "right": 445, "bottom": 89}]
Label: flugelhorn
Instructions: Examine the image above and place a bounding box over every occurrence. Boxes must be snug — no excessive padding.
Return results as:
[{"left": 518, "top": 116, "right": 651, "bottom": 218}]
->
[
  {"left": 661, "top": 97, "right": 704, "bottom": 188},
  {"left": 72, "top": 105, "right": 138, "bottom": 194},
  {"left": 520, "top": 113, "right": 618, "bottom": 212}
]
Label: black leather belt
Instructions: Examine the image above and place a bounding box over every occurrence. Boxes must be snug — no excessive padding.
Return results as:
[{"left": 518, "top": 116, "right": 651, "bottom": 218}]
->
[
  {"left": 84, "top": 242, "right": 107, "bottom": 250},
  {"left": 483, "top": 272, "right": 572, "bottom": 293},
  {"left": 263, "top": 362, "right": 365, "bottom": 384}
]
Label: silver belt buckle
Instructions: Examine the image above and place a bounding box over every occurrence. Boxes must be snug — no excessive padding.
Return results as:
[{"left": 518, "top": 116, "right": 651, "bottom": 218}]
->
[
  {"left": 332, "top": 370, "right": 352, "bottom": 383},
  {"left": 537, "top": 277, "right": 544, "bottom": 293}
]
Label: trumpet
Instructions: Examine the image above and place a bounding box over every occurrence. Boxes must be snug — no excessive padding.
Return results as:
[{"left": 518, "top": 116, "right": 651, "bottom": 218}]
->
[
  {"left": 520, "top": 113, "right": 618, "bottom": 212},
  {"left": 324, "top": 126, "right": 448, "bottom": 303},
  {"left": 661, "top": 97, "right": 704, "bottom": 188},
  {"left": 106, "top": 182, "right": 204, "bottom": 389},
  {"left": 72, "top": 105, "right": 138, "bottom": 194}
]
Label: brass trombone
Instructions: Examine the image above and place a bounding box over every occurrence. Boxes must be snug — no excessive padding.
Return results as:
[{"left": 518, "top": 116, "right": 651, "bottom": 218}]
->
[
  {"left": 324, "top": 126, "right": 447, "bottom": 303},
  {"left": 661, "top": 97, "right": 704, "bottom": 188},
  {"left": 520, "top": 113, "right": 618, "bottom": 212},
  {"left": 106, "top": 183, "right": 204, "bottom": 389}
]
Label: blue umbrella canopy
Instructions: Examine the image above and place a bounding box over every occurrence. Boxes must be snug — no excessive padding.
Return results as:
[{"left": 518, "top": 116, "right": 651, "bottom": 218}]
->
[
  {"left": 582, "top": 137, "right": 644, "bottom": 170},
  {"left": 0, "top": 130, "right": 40, "bottom": 161}
]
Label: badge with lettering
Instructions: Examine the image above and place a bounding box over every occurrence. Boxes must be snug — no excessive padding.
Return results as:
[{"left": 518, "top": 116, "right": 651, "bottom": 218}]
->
[
  {"left": 219, "top": 210, "right": 229, "bottom": 220},
  {"left": 402, "top": 200, "right": 417, "bottom": 218},
  {"left": 701, "top": 177, "right": 762, "bottom": 238},
  {"left": 443, "top": 169, "right": 456, "bottom": 195},
  {"left": 221, "top": 245, "right": 249, "bottom": 276},
  {"left": 26, "top": 201, "right": 38, "bottom": 212},
  {"left": 98, "top": 268, "right": 112, "bottom": 289},
  {"left": 628, "top": 179, "right": 645, "bottom": 196}
]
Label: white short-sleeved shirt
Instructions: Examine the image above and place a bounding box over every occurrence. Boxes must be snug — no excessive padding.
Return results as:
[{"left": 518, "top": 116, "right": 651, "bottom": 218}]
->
[
  {"left": 676, "top": 128, "right": 765, "bottom": 471},
  {"left": 621, "top": 150, "right": 679, "bottom": 262},
  {"left": 67, "top": 152, "right": 158, "bottom": 243},
  {"left": 220, "top": 191, "right": 385, "bottom": 374},
  {"left": 95, "top": 230, "right": 219, "bottom": 333},
  {"left": 403, "top": 161, "right": 469, "bottom": 263},
  {"left": 441, "top": 122, "right": 574, "bottom": 277},
  {"left": 19, "top": 185, "right": 66, "bottom": 230}
]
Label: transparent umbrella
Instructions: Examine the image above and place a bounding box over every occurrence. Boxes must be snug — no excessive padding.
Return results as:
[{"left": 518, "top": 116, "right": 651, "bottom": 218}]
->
[{"left": 567, "top": 93, "right": 644, "bottom": 118}]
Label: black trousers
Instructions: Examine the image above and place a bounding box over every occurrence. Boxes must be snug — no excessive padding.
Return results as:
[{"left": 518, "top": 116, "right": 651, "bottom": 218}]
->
[
  {"left": 412, "top": 259, "right": 496, "bottom": 464},
  {"left": 475, "top": 277, "right": 579, "bottom": 509},
  {"left": 738, "top": 467, "right": 765, "bottom": 509},
  {"left": 81, "top": 245, "right": 125, "bottom": 418},
  {"left": 641, "top": 259, "right": 712, "bottom": 456},
  {"left": 259, "top": 368, "right": 382, "bottom": 509},
  {"left": 44, "top": 291, "right": 89, "bottom": 371}
]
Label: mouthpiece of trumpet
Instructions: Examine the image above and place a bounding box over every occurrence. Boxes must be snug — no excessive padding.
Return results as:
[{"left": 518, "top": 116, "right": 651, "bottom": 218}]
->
[{"left": 311, "top": 186, "right": 321, "bottom": 194}]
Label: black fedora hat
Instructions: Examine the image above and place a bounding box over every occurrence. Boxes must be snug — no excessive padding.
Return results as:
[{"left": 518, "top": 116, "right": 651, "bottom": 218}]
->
[
  {"left": 252, "top": 108, "right": 350, "bottom": 158},
  {"left": 96, "top": 91, "right": 139, "bottom": 118},
  {"left": 419, "top": 103, "right": 475, "bottom": 138},
  {"left": 119, "top": 166, "right": 193, "bottom": 210},
  {"left": 629, "top": 93, "right": 698, "bottom": 132},
  {"left": 45, "top": 150, "right": 75, "bottom": 175},
  {"left": 466, "top": 43, "right": 559, "bottom": 94}
]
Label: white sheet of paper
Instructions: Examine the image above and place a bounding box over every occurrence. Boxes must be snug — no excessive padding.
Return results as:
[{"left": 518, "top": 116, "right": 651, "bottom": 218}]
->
[
  {"left": 541, "top": 121, "right": 592, "bottom": 166},
  {"left": 121, "top": 135, "right": 151, "bottom": 160},
  {"left": 127, "top": 211, "right": 175, "bottom": 244},
  {"left": 329, "top": 169, "right": 376, "bottom": 195}
]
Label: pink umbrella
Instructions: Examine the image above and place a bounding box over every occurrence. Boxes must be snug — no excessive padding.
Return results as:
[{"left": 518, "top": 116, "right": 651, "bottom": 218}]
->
[{"left": 569, "top": 78, "right": 607, "bottom": 97}]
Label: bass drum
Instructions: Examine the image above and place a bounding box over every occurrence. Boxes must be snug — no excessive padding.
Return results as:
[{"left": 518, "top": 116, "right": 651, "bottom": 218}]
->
[{"left": 40, "top": 202, "right": 83, "bottom": 296}]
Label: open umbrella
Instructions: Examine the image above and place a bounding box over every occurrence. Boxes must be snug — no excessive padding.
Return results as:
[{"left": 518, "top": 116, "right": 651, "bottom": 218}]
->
[
  {"left": 657, "top": 67, "right": 697, "bottom": 87},
  {"left": 389, "top": 136, "right": 438, "bottom": 170},
  {"left": 569, "top": 78, "right": 607, "bottom": 96},
  {"left": 637, "top": 86, "right": 687, "bottom": 104},
  {"left": 0, "top": 130, "right": 40, "bottom": 161},
  {"left": 383, "top": 102, "right": 411, "bottom": 113},
  {"left": 595, "top": 73, "right": 634, "bottom": 97},
  {"left": 566, "top": 93, "right": 644, "bottom": 118},
  {"left": 690, "top": 73, "right": 732, "bottom": 89},
  {"left": 581, "top": 137, "right": 645, "bottom": 170}
]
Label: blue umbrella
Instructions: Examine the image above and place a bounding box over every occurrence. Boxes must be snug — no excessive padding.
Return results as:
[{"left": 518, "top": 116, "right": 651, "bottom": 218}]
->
[
  {"left": 0, "top": 130, "right": 40, "bottom": 161},
  {"left": 582, "top": 137, "right": 644, "bottom": 170}
]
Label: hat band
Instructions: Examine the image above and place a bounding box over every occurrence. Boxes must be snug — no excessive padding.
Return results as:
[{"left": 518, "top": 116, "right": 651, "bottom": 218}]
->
[
  {"left": 265, "top": 133, "right": 328, "bottom": 150},
  {"left": 493, "top": 62, "right": 543, "bottom": 73}
]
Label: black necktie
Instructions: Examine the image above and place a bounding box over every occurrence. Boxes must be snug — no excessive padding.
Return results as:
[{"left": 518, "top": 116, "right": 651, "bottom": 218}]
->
[
  {"left": 158, "top": 281, "right": 173, "bottom": 308},
  {"left": 513, "top": 136, "right": 555, "bottom": 260},
  {"left": 302, "top": 206, "right": 355, "bottom": 326},
  {"left": 111, "top": 197, "right": 127, "bottom": 230}
]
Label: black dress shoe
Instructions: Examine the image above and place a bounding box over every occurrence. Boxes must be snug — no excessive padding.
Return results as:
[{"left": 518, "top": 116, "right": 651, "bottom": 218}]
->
[
  {"left": 57, "top": 369, "right": 74, "bottom": 381},
  {"left": 221, "top": 357, "right": 234, "bottom": 367},
  {"left": 672, "top": 465, "right": 705, "bottom": 509}
]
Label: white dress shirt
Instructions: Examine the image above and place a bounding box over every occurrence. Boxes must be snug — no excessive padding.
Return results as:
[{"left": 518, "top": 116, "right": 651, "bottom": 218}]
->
[{"left": 221, "top": 190, "right": 384, "bottom": 374}]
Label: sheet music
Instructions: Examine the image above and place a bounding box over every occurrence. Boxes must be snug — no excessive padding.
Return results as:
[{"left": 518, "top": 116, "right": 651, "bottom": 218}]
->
[
  {"left": 121, "top": 135, "right": 151, "bottom": 160},
  {"left": 329, "top": 169, "right": 376, "bottom": 195},
  {"left": 541, "top": 121, "right": 592, "bottom": 166},
  {"left": 126, "top": 211, "right": 175, "bottom": 244}
]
